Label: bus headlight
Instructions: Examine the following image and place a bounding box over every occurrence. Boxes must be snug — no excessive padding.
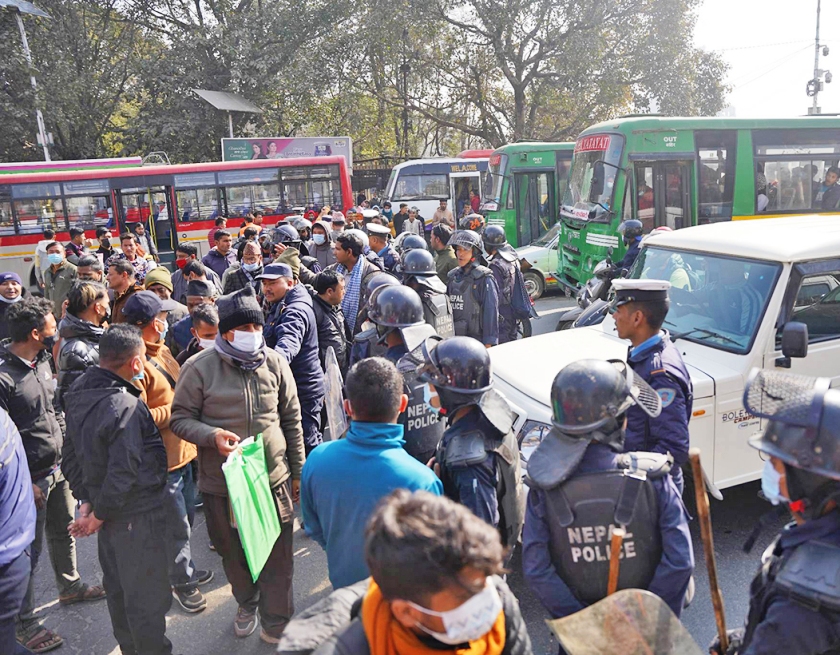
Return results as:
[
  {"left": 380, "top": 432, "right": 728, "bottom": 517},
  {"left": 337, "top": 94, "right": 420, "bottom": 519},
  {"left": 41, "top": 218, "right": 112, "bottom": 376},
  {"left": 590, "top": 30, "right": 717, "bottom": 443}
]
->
[{"left": 518, "top": 420, "right": 552, "bottom": 464}]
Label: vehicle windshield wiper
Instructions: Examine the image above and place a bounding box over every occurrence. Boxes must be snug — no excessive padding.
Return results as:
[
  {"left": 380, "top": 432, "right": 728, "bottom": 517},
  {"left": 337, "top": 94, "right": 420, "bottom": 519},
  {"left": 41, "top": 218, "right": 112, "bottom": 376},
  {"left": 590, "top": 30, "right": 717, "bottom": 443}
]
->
[{"left": 671, "top": 327, "right": 741, "bottom": 347}]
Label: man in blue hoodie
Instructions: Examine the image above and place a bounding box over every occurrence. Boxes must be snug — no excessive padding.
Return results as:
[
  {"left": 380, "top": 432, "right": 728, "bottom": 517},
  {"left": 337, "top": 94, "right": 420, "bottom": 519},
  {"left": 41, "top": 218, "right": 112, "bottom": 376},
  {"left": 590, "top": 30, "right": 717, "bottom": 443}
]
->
[{"left": 300, "top": 357, "right": 443, "bottom": 589}]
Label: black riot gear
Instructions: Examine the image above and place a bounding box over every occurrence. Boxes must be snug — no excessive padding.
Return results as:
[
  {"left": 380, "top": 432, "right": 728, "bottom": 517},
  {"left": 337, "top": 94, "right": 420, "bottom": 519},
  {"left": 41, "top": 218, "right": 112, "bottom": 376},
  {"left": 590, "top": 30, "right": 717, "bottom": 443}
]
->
[
  {"left": 449, "top": 229, "right": 482, "bottom": 254},
  {"left": 402, "top": 250, "right": 454, "bottom": 336},
  {"left": 482, "top": 224, "right": 507, "bottom": 250},
  {"left": 364, "top": 272, "right": 400, "bottom": 297},
  {"left": 401, "top": 248, "right": 437, "bottom": 277},
  {"left": 397, "top": 348, "right": 446, "bottom": 464},
  {"left": 399, "top": 235, "right": 427, "bottom": 254},
  {"left": 618, "top": 219, "right": 644, "bottom": 246},
  {"left": 418, "top": 336, "right": 491, "bottom": 397},
  {"left": 272, "top": 224, "right": 302, "bottom": 246},
  {"left": 368, "top": 285, "right": 425, "bottom": 329}
]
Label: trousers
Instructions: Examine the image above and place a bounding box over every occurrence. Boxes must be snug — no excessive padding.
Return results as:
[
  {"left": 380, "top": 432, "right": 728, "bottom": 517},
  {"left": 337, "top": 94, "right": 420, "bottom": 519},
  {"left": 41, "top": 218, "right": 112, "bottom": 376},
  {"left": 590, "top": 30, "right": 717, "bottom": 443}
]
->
[
  {"left": 1, "top": 550, "right": 32, "bottom": 655},
  {"left": 165, "top": 464, "right": 198, "bottom": 589}
]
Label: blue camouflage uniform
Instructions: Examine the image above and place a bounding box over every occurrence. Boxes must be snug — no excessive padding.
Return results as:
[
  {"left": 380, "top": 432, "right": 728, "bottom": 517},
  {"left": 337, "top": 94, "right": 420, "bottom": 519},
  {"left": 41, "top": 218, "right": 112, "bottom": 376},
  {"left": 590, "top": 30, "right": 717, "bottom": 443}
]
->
[
  {"left": 522, "top": 442, "right": 694, "bottom": 619},
  {"left": 377, "top": 245, "right": 400, "bottom": 275},
  {"left": 625, "top": 331, "right": 692, "bottom": 493}
]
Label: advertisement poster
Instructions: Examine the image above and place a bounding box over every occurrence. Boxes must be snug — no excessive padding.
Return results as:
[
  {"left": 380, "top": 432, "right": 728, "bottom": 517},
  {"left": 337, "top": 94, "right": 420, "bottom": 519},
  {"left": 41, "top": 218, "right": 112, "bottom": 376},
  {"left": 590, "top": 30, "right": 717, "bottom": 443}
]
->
[{"left": 221, "top": 137, "right": 353, "bottom": 168}]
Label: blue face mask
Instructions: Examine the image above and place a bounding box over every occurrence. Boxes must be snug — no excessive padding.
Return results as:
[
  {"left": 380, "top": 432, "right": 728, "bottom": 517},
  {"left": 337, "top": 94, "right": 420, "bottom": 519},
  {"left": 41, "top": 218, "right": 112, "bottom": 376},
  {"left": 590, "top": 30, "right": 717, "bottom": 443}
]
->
[
  {"left": 156, "top": 318, "right": 168, "bottom": 342},
  {"left": 131, "top": 369, "right": 145, "bottom": 382},
  {"left": 761, "top": 459, "right": 788, "bottom": 506},
  {"left": 47, "top": 253, "right": 63, "bottom": 265},
  {"left": 313, "top": 234, "right": 326, "bottom": 246},
  {"left": 242, "top": 262, "right": 259, "bottom": 272}
]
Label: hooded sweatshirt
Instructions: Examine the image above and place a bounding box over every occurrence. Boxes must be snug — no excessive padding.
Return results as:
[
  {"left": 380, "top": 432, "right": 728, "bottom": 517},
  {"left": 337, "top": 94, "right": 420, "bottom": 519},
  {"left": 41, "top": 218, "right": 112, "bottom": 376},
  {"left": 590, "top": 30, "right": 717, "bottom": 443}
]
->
[
  {"left": 300, "top": 421, "right": 443, "bottom": 588},
  {"left": 311, "top": 220, "right": 337, "bottom": 270}
]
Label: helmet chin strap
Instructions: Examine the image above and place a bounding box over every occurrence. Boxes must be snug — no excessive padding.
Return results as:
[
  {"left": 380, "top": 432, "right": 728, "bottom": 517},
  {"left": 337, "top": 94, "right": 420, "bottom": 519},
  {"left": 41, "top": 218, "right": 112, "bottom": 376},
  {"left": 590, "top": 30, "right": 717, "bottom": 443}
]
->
[{"left": 591, "top": 422, "right": 625, "bottom": 452}]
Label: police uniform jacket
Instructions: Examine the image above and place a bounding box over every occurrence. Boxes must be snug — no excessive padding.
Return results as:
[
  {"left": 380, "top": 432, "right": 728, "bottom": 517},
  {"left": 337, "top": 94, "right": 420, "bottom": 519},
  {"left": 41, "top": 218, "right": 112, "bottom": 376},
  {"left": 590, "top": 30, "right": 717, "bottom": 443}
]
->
[
  {"left": 377, "top": 245, "right": 400, "bottom": 274},
  {"left": 616, "top": 237, "right": 641, "bottom": 272},
  {"left": 522, "top": 442, "right": 694, "bottom": 620}
]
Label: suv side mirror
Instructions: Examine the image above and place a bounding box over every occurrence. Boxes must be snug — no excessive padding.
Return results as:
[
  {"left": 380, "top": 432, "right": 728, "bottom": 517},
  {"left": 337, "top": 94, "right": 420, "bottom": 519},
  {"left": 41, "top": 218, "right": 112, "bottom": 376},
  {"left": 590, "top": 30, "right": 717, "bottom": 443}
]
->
[{"left": 776, "top": 321, "right": 809, "bottom": 368}]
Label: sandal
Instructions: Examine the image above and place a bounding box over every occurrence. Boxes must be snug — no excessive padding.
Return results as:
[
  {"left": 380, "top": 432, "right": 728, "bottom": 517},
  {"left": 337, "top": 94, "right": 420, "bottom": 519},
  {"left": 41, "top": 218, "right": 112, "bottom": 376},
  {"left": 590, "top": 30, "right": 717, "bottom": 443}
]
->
[
  {"left": 18, "top": 626, "right": 64, "bottom": 653},
  {"left": 59, "top": 583, "right": 107, "bottom": 605}
]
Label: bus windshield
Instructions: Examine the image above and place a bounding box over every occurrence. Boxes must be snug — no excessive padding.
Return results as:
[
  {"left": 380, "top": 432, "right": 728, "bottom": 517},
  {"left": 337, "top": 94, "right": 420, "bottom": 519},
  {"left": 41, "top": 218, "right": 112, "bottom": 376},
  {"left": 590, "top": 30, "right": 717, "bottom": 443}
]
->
[
  {"left": 532, "top": 221, "right": 562, "bottom": 247},
  {"left": 630, "top": 246, "right": 781, "bottom": 355},
  {"left": 561, "top": 135, "right": 623, "bottom": 222},
  {"left": 483, "top": 153, "right": 508, "bottom": 203}
]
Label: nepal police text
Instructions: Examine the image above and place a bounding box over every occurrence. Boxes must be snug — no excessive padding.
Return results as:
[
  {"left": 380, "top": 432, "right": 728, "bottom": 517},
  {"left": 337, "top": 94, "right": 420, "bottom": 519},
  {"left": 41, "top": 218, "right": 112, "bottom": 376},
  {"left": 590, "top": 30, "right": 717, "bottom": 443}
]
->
[
  {"left": 407, "top": 402, "right": 440, "bottom": 431},
  {"left": 568, "top": 525, "right": 636, "bottom": 563}
]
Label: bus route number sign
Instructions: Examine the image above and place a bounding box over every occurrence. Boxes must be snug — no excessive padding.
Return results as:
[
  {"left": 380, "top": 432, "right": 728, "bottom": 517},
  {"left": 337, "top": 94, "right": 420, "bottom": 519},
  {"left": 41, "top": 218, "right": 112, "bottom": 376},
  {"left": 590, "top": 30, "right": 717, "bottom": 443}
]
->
[{"left": 575, "top": 135, "right": 611, "bottom": 153}]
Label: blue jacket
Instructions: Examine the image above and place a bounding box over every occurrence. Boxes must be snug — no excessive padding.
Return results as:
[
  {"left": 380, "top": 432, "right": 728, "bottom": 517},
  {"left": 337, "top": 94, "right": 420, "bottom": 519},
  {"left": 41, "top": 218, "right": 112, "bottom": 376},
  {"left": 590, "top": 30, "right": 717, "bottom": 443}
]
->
[
  {"left": 201, "top": 248, "right": 236, "bottom": 279},
  {"left": 172, "top": 315, "right": 193, "bottom": 352},
  {"left": 300, "top": 421, "right": 443, "bottom": 588},
  {"left": 0, "top": 407, "right": 35, "bottom": 566},
  {"left": 625, "top": 332, "right": 692, "bottom": 470},
  {"left": 616, "top": 237, "right": 641, "bottom": 272},
  {"left": 264, "top": 283, "right": 324, "bottom": 403},
  {"left": 522, "top": 443, "right": 694, "bottom": 619},
  {"left": 378, "top": 245, "right": 400, "bottom": 274}
]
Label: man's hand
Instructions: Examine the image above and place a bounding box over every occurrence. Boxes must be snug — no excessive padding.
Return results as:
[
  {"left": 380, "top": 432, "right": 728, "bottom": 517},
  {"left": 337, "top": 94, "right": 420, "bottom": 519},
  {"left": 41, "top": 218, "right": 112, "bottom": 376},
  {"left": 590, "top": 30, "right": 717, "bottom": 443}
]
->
[
  {"left": 426, "top": 457, "right": 441, "bottom": 479},
  {"left": 32, "top": 484, "right": 46, "bottom": 510},
  {"left": 78, "top": 502, "right": 92, "bottom": 518},
  {"left": 69, "top": 512, "right": 103, "bottom": 538},
  {"left": 291, "top": 479, "right": 301, "bottom": 503},
  {"left": 272, "top": 243, "right": 287, "bottom": 256},
  {"left": 214, "top": 430, "right": 240, "bottom": 457}
]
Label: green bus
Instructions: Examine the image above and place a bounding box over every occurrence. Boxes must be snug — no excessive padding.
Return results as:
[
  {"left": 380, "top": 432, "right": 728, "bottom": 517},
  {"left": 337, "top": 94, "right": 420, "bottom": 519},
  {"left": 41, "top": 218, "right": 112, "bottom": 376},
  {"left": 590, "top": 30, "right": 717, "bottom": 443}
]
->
[
  {"left": 557, "top": 116, "right": 840, "bottom": 293},
  {"left": 481, "top": 142, "right": 575, "bottom": 247}
]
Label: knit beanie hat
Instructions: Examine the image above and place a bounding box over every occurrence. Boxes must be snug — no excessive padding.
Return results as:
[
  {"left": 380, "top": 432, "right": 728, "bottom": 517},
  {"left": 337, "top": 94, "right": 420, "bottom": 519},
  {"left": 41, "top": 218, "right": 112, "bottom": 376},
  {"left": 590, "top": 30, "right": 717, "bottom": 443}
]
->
[
  {"left": 275, "top": 247, "right": 301, "bottom": 279},
  {"left": 216, "top": 285, "right": 265, "bottom": 334},
  {"left": 144, "top": 266, "right": 173, "bottom": 292}
]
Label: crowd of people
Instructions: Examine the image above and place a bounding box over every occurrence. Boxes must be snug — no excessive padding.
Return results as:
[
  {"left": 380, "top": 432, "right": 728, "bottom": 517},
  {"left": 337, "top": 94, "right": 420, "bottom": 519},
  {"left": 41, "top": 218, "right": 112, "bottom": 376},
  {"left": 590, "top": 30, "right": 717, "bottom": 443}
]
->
[{"left": 0, "top": 203, "right": 834, "bottom": 655}]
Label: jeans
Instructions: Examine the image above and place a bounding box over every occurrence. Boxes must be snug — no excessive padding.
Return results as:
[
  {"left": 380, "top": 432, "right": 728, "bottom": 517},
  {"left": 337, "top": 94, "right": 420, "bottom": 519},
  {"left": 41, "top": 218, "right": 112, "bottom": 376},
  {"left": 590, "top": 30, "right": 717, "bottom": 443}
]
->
[
  {"left": 301, "top": 397, "right": 324, "bottom": 455},
  {"left": 98, "top": 511, "right": 172, "bottom": 655},
  {"left": 1, "top": 550, "right": 33, "bottom": 655},
  {"left": 18, "top": 469, "right": 81, "bottom": 630},
  {"left": 165, "top": 464, "right": 198, "bottom": 590}
]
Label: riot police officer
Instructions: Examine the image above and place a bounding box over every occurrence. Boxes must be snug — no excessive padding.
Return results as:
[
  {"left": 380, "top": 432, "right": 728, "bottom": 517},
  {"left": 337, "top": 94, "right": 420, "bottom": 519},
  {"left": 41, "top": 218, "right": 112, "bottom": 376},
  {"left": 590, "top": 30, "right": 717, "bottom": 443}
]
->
[
  {"left": 349, "top": 272, "right": 400, "bottom": 366},
  {"left": 367, "top": 222, "right": 399, "bottom": 274},
  {"left": 271, "top": 223, "right": 321, "bottom": 285},
  {"left": 401, "top": 249, "right": 455, "bottom": 338},
  {"left": 398, "top": 234, "right": 427, "bottom": 256},
  {"left": 611, "top": 278, "right": 692, "bottom": 493},
  {"left": 710, "top": 369, "right": 840, "bottom": 655},
  {"left": 292, "top": 217, "right": 313, "bottom": 246},
  {"left": 482, "top": 225, "right": 520, "bottom": 344},
  {"left": 366, "top": 285, "right": 442, "bottom": 463},
  {"left": 522, "top": 358, "right": 694, "bottom": 621},
  {"left": 417, "top": 336, "right": 523, "bottom": 548},
  {"left": 446, "top": 230, "right": 500, "bottom": 347},
  {"left": 615, "top": 219, "right": 644, "bottom": 273}
]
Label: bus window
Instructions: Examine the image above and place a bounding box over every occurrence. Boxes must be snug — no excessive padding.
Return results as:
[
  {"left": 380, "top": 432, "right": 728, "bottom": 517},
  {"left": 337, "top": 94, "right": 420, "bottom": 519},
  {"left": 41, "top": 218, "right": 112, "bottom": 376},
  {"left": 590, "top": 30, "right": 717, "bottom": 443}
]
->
[
  {"left": 516, "top": 171, "right": 555, "bottom": 245},
  {"left": 696, "top": 131, "right": 736, "bottom": 221},
  {"left": 0, "top": 187, "right": 13, "bottom": 236},
  {"left": 556, "top": 159, "right": 572, "bottom": 203},
  {"left": 64, "top": 195, "right": 112, "bottom": 230},
  {"left": 176, "top": 188, "right": 219, "bottom": 222},
  {"left": 633, "top": 161, "right": 691, "bottom": 231},
  {"left": 394, "top": 174, "right": 448, "bottom": 200},
  {"left": 14, "top": 198, "right": 63, "bottom": 234},
  {"left": 635, "top": 165, "right": 655, "bottom": 232}
]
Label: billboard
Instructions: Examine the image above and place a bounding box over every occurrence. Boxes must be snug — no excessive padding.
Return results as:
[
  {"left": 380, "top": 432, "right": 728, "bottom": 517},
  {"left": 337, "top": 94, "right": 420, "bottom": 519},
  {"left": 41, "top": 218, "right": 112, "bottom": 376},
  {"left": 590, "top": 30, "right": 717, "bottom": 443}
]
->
[{"left": 221, "top": 137, "right": 352, "bottom": 168}]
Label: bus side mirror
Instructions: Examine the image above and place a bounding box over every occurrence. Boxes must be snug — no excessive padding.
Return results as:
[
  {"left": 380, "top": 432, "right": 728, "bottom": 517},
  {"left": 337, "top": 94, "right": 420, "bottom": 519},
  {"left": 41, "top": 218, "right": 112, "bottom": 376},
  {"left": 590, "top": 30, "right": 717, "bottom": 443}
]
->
[
  {"left": 776, "top": 321, "right": 808, "bottom": 368},
  {"left": 589, "top": 161, "right": 605, "bottom": 202}
]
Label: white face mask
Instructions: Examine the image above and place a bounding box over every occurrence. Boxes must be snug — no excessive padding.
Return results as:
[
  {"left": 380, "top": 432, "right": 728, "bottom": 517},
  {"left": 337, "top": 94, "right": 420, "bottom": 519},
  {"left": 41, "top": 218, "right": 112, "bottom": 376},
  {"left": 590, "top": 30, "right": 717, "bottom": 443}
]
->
[
  {"left": 230, "top": 329, "right": 263, "bottom": 353},
  {"left": 313, "top": 234, "right": 326, "bottom": 245},
  {"left": 422, "top": 382, "right": 442, "bottom": 415},
  {"left": 408, "top": 580, "right": 502, "bottom": 645},
  {"left": 761, "top": 459, "right": 788, "bottom": 506},
  {"left": 198, "top": 337, "right": 216, "bottom": 350}
]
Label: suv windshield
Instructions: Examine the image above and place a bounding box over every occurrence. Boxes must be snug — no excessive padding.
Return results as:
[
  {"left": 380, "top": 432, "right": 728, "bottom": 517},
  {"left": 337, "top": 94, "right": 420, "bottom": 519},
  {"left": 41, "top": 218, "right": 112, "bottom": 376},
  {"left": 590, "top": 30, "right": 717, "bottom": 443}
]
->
[
  {"left": 483, "top": 153, "right": 508, "bottom": 203},
  {"left": 532, "top": 221, "right": 562, "bottom": 247},
  {"left": 561, "top": 134, "right": 624, "bottom": 223},
  {"left": 629, "top": 246, "right": 781, "bottom": 354}
]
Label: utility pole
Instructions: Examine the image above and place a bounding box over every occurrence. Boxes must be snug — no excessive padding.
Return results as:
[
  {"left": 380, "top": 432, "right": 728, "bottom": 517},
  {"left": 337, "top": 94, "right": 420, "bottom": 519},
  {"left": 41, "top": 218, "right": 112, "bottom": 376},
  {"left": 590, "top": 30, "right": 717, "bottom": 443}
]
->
[
  {"left": 400, "top": 28, "right": 411, "bottom": 160},
  {"left": 807, "top": 0, "right": 832, "bottom": 115},
  {"left": 14, "top": 11, "right": 51, "bottom": 161}
]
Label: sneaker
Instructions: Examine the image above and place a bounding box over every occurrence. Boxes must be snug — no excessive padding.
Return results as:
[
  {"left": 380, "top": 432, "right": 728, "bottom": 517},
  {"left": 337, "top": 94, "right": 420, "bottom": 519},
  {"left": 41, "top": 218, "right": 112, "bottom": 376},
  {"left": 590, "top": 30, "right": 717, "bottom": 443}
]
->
[
  {"left": 192, "top": 569, "right": 214, "bottom": 586},
  {"left": 260, "top": 628, "right": 283, "bottom": 644},
  {"left": 234, "top": 607, "right": 259, "bottom": 638},
  {"left": 173, "top": 586, "right": 207, "bottom": 613}
]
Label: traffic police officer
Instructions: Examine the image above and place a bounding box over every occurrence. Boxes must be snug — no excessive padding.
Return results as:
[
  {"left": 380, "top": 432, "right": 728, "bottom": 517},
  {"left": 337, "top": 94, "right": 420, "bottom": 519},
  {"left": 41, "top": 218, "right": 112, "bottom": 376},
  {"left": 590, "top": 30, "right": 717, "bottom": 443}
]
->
[
  {"left": 482, "top": 225, "right": 520, "bottom": 344},
  {"left": 367, "top": 285, "right": 442, "bottom": 464},
  {"left": 417, "top": 335, "right": 524, "bottom": 548},
  {"left": 522, "top": 358, "right": 694, "bottom": 621},
  {"left": 446, "top": 230, "right": 500, "bottom": 347},
  {"left": 367, "top": 222, "right": 399, "bottom": 274},
  {"left": 615, "top": 219, "right": 644, "bottom": 273},
  {"left": 611, "top": 278, "right": 692, "bottom": 493},
  {"left": 711, "top": 369, "right": 840, "bottom": 655},
  {"left": 401, "top": 249, "right": 455, "bottom": 338}
]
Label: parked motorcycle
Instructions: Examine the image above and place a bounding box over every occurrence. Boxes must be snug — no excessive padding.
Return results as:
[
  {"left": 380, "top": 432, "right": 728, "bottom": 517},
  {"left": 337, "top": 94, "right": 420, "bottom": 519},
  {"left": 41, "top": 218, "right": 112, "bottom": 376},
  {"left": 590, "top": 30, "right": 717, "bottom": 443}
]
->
[{"left": 555, "top": 257, "right": 617, "bottom": 331}]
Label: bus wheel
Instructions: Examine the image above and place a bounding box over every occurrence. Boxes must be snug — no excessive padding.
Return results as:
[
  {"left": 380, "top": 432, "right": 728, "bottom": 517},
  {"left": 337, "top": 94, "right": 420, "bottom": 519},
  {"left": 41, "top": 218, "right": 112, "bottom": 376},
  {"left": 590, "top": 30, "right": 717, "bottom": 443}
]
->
[
  {"left": 523, "top": 271, "right": 544, "bottom": 300},
  {"left": 516, "top": 318, "right": 532, "bottom": 339}
]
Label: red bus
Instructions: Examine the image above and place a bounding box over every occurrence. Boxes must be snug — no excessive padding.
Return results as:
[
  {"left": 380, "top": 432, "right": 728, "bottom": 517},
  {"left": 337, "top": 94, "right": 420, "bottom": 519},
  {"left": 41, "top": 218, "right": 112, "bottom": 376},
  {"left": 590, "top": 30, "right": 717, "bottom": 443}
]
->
[{"left": 0, "top": 157, "right": 353, "bottom": 290}]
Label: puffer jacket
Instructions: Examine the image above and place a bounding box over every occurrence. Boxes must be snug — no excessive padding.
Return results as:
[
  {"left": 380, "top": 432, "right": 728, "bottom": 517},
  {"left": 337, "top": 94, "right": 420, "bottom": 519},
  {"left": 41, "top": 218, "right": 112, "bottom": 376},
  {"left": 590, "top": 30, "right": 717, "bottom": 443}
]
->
[
  {"left": 170, "top": 346, "right": 305, "bottom": 497},
  {"left": 0, "top": 342, "right": 64, "bottom": 479},
  {"left": 57, "top": 313, "right": 103, "bottom": 409},
  {"left": 310, "top": 290, "right": 351, "bottom": 376}
]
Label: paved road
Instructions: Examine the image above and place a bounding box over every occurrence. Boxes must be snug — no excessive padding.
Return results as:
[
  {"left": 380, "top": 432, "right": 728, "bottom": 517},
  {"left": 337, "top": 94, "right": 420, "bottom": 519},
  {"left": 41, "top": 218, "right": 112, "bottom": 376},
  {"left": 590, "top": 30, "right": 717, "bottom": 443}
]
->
[{"left": 28, "top": 291, "right": 786, "bottom": 654}]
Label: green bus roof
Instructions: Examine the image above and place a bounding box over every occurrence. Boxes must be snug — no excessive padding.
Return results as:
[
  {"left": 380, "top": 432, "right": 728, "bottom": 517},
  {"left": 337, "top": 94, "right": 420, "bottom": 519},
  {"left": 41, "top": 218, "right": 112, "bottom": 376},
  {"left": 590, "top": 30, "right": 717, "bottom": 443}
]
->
[
  {"left": 491, "top": 141, "right": 575, "bottom": 155},
  {"left": 578, "top": 115, "right": 840, "bottom": 136}
]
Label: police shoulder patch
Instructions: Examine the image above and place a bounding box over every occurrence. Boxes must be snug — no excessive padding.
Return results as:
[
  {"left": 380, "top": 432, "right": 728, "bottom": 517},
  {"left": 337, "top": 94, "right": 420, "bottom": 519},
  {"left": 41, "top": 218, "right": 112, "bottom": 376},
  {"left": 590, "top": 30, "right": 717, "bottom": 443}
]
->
[{"left": 657, "top": 388, "right": 676, "bottom": 407}]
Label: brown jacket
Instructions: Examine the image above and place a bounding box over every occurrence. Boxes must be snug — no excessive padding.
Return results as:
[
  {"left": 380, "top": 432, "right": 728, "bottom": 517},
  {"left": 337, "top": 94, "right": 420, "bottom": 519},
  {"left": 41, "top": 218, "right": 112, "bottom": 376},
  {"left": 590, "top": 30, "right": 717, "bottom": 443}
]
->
[
  {"left": 110, "top": 284, "right": 144, "bottom": 324},
  {"left": 136, "top": 339, "right": 196, "bottom": 472},
  {"left": 170, "top": 346, "right": 305, "bottom": 497}
]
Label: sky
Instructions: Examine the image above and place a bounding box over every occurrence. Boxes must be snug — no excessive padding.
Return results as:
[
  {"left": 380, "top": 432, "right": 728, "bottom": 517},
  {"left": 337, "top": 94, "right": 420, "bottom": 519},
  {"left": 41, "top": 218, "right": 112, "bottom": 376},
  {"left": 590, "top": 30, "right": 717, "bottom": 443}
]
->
[{"left": 694, "top": 0, "right": 840, "bottom": 117}]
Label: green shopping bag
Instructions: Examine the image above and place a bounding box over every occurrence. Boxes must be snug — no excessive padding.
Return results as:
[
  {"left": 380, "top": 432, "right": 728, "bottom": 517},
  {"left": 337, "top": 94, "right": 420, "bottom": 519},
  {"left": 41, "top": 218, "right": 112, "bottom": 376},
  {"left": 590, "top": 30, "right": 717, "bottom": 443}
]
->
[{"left": 221, "top": 434, "right": 281, "bottom": 582}]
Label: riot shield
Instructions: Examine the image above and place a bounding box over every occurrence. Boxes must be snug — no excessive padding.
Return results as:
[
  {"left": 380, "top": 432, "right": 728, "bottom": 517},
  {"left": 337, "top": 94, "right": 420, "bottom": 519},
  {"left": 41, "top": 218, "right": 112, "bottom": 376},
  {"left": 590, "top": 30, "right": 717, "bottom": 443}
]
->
[
  {"left": 323, "top": 347, "right": 348, "bottom": 441},
  {"left": 547, "top": 589, "right": 703, "bottom": 655}
]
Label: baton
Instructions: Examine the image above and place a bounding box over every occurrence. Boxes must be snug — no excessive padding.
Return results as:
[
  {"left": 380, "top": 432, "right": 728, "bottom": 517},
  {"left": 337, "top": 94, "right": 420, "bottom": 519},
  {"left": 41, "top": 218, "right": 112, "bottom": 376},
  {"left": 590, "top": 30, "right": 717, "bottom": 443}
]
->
[
  {"left": 689, "top": 448, "right": 728, "bottom": 653},
  {"left": 607, "top": 526, "right": 625, "bottom": 596}
]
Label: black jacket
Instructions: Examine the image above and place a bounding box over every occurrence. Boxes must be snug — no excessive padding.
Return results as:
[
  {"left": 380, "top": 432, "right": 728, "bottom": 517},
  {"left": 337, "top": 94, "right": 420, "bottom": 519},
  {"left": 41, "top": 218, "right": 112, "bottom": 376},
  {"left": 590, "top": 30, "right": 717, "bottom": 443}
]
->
[
  {"left": 0, "top": 342, "right": 65, "bottom": 478},
  {"left": 56, "top": 313, "right": 103, "bottom": 409},
  {"left": 307, "top": 576, "right": 532, "bottom": 655},
  {"left": 311, "top": 290, "right": 351, "bottom": 376},
  {"left": 62, "top": 366, "right": 167, "bottom": 519}
]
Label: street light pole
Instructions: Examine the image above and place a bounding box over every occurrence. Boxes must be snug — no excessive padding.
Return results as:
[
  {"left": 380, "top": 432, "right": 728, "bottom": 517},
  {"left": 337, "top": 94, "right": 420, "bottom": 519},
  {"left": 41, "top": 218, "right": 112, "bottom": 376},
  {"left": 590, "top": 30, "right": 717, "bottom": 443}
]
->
[
  {"left": 400, "top": 28, "right": 410, "bottom": 160},
  {"left": 14, "top": 11, "right": 51, "bottom": 161},
  {"left": 812, "top": 0, "right": 821, "bottom": 114}
]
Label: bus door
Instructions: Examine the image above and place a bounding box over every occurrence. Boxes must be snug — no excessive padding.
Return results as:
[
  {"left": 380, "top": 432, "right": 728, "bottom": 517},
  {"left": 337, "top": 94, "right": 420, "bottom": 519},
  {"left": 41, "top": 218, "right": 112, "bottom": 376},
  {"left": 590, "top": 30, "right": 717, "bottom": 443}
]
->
[
  {"left": 450, "top": 171, "right": 481, "bottom": 217},
  {"left": 632, "top": 161, "right": 692, "bottom": 232},
  {"left": 115, "top": 185, "right": 177, "bottom": 261},
  {"left": 514, "top": 170, "right": 555, "bottom": 246}
]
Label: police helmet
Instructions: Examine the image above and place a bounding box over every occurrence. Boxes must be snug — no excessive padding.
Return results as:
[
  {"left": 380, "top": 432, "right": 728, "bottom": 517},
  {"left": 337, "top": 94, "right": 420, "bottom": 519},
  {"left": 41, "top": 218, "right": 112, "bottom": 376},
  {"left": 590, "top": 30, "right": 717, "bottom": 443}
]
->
[
  {"left": 617, "top": 219, "right": 644, "bottom": 245},
  {"left": 292, "top": 217, "right": 312, "bottom": 233},
  {"left": 272, "top": 224, "right": 301, "bottom": 245},
  {"left": 401, "top": 249, "right": 437, "bottom": 277},
  {"left": 460, "top": 213, "right": 485, "bottom": 232},
  {"left": 368, "top": 285, "right": 424, "bottom": 329},
  {"left": 365, "top": 272, "right": 400, "bottom": 296},
  {"left": 550, "top": 359, "right": 661, "bottom": 439},
  {"left": 482, "top": 224, "right": 507, "bottom": 250},
  {"left": 418, "top": 336, "right": 492, "bottom": 395},
  {"left": 400, "top": 234, "right": 427, "bottom": 254},
  {"left": 448, "top": 229, "right": 482, "bottom": 253}
]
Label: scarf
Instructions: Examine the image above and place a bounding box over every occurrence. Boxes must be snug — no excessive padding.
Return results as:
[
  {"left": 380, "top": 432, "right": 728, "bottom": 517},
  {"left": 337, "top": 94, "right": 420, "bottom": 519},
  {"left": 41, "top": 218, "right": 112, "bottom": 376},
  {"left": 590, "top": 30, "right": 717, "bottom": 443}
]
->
[
  {"left": 339, "top": 257, "right": 364, "bottom": 333},
  {"left": 361, "top": 580, "right": 506, "bottom": 655},
  {"left": 213, "top": 333, "right": 267, "bottom": 371}
]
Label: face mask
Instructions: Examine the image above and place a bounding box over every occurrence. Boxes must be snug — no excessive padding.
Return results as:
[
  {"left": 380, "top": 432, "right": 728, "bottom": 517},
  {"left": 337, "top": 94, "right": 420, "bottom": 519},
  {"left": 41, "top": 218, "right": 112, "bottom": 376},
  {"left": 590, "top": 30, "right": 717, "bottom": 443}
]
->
[
  {"left": 422, "top": 382, "right": 442, "bottom": 415},
  {"left": 155, "top": 318, "right": 168, "bottom": 342},
  {"left": 242, "top": 262, "right": 260, "bottom": 272},
  {"left": 231, "top": 329, "right": 263, "bottom": 353},
  {"left": 40, "top": 333, "right": 57, "bottom": 350},
  {"left": 47, "top": 253, "right": 63, "bottom": 266},
  {"left": 130, "top": 362, "right": 145, "bottom": 382},
  {"left": 409, "top": 580, "right": 502, "bottom": 645},
  {"left": 198, "top": 337, "right": 216, "bottom": 350},
  {"left": 175, "top": 258, "right": 188, "bottom": 270},
  {"left": 761, "top": 459, "right": 788, "bottom": 506},
  {"left": 313, "top": 234, "right": 326, "bottom": 245}
]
